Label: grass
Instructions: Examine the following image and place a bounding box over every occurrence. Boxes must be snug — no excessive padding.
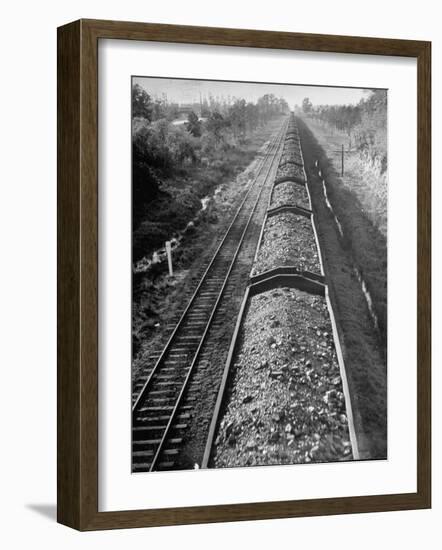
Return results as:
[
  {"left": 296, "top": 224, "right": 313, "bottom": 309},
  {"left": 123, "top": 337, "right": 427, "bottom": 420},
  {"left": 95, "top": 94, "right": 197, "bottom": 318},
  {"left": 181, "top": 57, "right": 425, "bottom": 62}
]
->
[
  {"left": 297, "top": 116, "right": 387, "bottom": 459},
  {"left": 133, "top": 128, "right": 273, "bottom": 263},
  {"left": 132, "top": 204, "right": 230, "bottom": 361},
  {"left": 303, "top": 117, "right": 387, "bottom": 237}
]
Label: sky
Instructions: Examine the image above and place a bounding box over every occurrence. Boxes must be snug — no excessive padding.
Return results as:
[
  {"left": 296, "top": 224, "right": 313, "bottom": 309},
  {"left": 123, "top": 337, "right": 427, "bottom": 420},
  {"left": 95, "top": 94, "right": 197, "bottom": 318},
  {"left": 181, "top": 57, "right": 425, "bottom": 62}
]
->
[{"left": 133, "top": 75, "right": 375, "bottom": 108}]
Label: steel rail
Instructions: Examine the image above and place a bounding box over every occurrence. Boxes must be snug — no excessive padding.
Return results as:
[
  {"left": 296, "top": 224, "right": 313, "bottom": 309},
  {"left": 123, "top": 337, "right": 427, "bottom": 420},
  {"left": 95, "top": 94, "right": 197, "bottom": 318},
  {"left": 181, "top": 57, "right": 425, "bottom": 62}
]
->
[
  {"left": 146, "top": 120, "right": 288, "bottom": 471},
  {"left": 202, "top": 119, "right": 299, "bottom": 468},
  {"left": 132, "top": 124, "right": 284, "bottom": 413}
]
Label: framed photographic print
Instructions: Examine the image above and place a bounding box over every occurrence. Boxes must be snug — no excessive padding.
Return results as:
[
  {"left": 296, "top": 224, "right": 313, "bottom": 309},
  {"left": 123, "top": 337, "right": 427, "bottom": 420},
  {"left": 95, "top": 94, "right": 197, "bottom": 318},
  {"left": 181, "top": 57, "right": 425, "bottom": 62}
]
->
[{"left": 57, "top": 19, "right": 431, "bottom": 530}]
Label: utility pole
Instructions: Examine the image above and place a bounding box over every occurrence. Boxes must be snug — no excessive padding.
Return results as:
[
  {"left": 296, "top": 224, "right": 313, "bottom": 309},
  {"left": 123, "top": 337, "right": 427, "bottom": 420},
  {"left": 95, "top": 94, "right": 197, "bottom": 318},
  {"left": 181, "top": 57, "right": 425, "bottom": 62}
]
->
[{"left": 332, "top": 143, "right": 347, "bottom": 177}]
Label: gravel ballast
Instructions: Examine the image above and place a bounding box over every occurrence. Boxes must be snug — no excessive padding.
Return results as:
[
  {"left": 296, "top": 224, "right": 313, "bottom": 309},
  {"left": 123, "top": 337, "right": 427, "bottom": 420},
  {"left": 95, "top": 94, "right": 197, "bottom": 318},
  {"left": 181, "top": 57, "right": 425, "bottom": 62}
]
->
[
  {"left": 270, "top": 182, "right": 310, "bottom": 210},
  {"left": 252, "top": 212, "right": 321, "bottom": 276},
  {"left": 212, "top": 287, "right": 353, "bottom": 468}
]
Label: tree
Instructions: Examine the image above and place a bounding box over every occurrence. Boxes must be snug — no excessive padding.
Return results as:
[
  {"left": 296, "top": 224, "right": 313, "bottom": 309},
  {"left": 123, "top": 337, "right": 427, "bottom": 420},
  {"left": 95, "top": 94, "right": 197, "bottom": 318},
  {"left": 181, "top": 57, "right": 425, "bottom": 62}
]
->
[
  {"left": 309, "top": 90, "right": 387, "bottom": 171},
  {"left": 227, "top": 99, "right": 247, "bottom": 141},
  {"left": 302, "top": 97, "right": 313, "bottom": 114},
  {"left": 206, "top": 111, "right": 228, "bottom": 140},
  {"left": 245, "top": 102, "right": 259, "bottom": 133},
  {"left": 151, "top": 98, "right": 165, "bottom": 121},
  {"left": 186, "top": 111, "right": 202, "bottom": 137},
  {"left": 278, "top": 97, "right": 290, "bottom": 114},
  {"left": 167, "top": 126, "right": 197, "bottom": 164},
  {"left": 132, "top": 84, "right": 153, "bottom": 120}
]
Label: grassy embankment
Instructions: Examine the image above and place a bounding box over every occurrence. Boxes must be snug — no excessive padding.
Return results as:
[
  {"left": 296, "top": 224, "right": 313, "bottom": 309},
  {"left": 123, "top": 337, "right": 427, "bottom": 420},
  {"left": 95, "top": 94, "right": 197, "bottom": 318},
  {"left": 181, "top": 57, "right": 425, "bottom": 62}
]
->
[
  {"left": 133, "top": 137, "right": 260, "bottom": 262},
  {"left": 297, "top": 116, "right": 387, "bottom": 459},
  {"left": 132, "top": 119, "right": 282, "bottom": 364}
]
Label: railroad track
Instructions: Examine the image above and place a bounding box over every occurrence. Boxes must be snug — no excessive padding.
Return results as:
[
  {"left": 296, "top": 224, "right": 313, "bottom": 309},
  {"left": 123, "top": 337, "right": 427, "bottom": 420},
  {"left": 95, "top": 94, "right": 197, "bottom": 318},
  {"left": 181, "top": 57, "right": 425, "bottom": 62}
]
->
[{"left": 132, "top": 117, "right": 289, "bottom": 472}]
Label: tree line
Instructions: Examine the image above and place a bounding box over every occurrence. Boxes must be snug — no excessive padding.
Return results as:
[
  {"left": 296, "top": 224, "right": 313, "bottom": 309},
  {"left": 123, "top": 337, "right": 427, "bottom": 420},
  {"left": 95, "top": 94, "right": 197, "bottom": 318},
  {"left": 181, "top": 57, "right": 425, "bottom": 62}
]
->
[
  {"left": 133, "top": 83, "right": 289, "bottom": 141},
  {"left": 132, "top": 84, "right": 289, "bottom": 226},
  {"left": 301, "top": 90, "right": 387, "bottom": 172},
  {"left": 132, "top": 84, "right": 289, "bottom": 258}
]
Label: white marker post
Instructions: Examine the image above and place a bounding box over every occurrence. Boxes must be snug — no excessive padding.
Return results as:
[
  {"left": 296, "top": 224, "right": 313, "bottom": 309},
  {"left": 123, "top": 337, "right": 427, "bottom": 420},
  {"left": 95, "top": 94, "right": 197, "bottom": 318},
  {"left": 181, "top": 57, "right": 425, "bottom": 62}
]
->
[{"left": 165, "top": 241, "right": 173, "bottom": 276}]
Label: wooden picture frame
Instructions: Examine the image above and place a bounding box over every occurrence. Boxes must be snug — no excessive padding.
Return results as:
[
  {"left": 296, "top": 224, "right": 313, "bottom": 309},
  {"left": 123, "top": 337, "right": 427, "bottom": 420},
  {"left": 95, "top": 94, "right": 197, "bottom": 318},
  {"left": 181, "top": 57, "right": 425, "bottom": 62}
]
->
[{"left": 57, "top": 18, "right": 431, "bottom": 530}]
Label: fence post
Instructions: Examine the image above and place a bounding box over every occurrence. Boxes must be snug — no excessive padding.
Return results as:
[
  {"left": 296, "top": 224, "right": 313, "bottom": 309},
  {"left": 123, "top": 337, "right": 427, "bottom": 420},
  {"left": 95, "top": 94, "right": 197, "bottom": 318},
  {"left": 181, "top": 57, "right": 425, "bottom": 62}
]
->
[{"left": 165, "top": 241, "right": 173, "bottom": 276}]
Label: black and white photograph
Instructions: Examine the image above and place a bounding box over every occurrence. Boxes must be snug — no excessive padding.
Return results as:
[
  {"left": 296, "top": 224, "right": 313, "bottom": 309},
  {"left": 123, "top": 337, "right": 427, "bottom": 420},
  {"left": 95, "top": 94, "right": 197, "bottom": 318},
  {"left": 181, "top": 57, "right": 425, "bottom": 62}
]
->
[
  {"left": 1, "top": 0, "right": 435, "bottom": 540},
  {"left": 131, "top": 76, "right": 388, "bottom": 473}
]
